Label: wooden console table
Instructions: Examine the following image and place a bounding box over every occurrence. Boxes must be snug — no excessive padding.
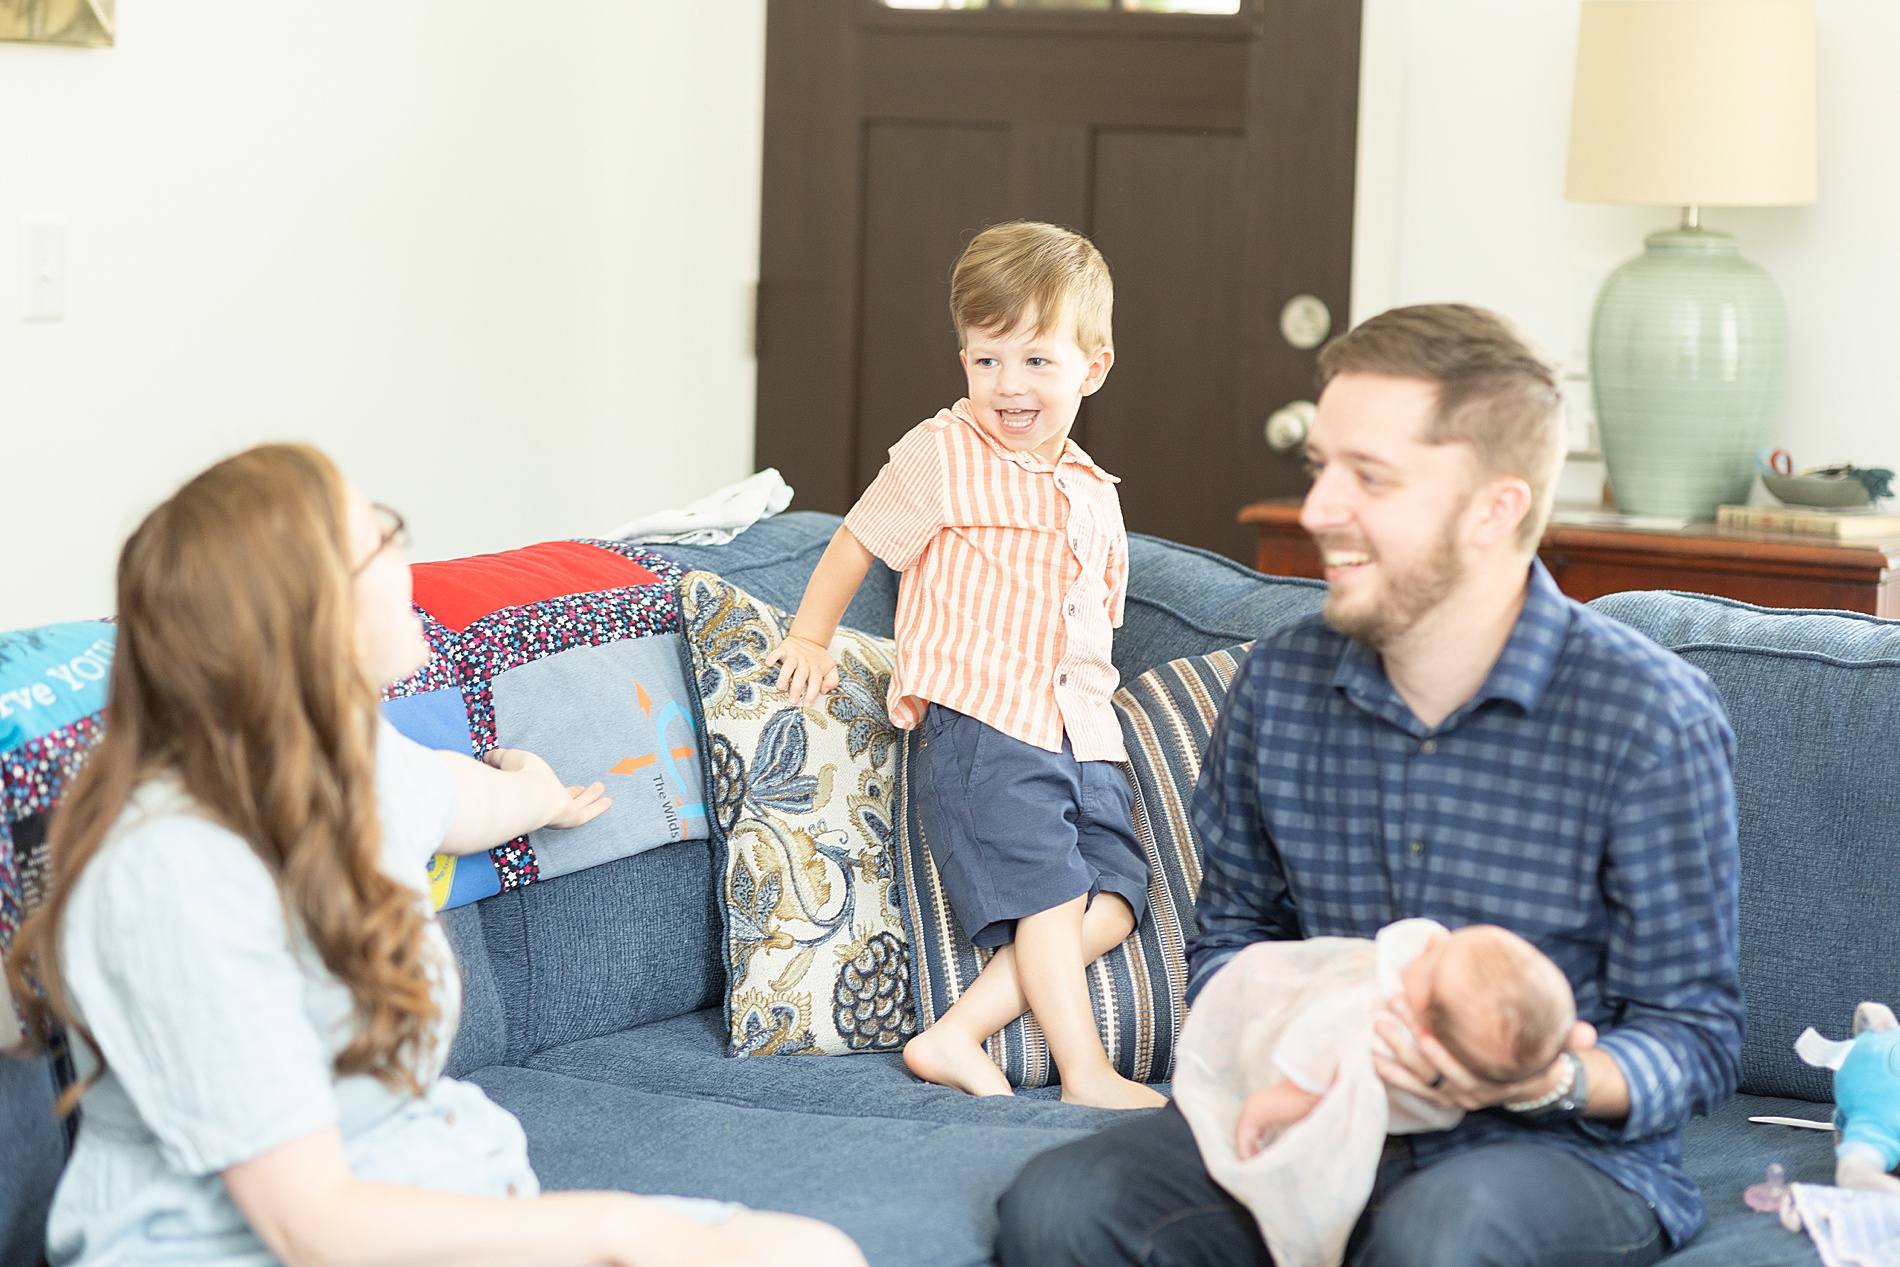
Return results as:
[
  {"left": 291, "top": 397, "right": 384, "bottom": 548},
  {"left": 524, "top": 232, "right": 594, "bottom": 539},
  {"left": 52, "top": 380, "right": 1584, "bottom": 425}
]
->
[{"left": 1238, "top": 500, "right": 1900, "bottom": 618}]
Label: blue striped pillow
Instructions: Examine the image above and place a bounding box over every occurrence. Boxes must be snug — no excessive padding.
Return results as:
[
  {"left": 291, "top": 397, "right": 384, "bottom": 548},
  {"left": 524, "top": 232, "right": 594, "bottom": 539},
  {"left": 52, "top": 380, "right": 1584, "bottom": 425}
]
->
[{"left": 895, "top": 643, "right": 1251, "bottom": 1088}]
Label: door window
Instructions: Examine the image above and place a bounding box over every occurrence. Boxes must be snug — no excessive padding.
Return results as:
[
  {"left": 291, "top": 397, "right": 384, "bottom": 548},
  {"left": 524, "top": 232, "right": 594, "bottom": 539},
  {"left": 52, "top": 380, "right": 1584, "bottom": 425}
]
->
[{"left": 880, "top": 1, "right": 1241, "bottom": 12}]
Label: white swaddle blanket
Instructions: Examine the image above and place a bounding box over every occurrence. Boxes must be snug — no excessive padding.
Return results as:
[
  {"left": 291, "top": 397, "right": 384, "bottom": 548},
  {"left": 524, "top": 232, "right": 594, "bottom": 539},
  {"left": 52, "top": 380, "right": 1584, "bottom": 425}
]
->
[
  {"left": 1174, "top": 918, "right": 1463, "bottom": 1267},
  {"left": 602, "top": 469, "right": 793, "bottom": 546}
]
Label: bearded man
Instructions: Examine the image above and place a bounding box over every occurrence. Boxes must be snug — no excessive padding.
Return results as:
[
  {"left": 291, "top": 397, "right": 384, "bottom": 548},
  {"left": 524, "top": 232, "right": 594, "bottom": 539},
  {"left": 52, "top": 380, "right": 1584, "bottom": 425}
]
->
[{"left": 995, "top": 304, "right": 1744, "bottom": 1267}]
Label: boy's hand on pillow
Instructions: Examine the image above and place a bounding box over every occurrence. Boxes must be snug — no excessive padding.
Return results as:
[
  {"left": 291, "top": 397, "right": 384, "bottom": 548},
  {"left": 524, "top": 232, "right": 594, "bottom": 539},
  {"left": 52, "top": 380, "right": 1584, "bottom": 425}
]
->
[{"left": 763, "top": 635, "right": 839, "bottom": 707}]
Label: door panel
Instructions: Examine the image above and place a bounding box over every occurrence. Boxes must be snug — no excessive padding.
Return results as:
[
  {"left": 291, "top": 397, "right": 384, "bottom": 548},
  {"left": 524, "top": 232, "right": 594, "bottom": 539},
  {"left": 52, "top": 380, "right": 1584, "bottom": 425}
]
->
[
  {"left": 1006, "top": 123, "right": 1091, "bottom": 228},
  {"left": 856, "top": 122, "right": 1010, "bottom": 477},
  {"left": 1087, "top": 129, "right": 1249, "bottom": 557},
  {"left": 859, "top": 27, "right": 1249, "bottom": 129},
  {"left": 758, "top": 0, "right": 1361, "bottom": 562}
]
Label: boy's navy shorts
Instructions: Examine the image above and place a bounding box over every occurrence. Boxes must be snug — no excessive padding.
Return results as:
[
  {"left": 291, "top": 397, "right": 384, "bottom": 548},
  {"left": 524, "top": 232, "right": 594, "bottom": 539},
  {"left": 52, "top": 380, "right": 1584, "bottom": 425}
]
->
[{"left": 913, "top": 703, "right": 1150, "bottom": 950}]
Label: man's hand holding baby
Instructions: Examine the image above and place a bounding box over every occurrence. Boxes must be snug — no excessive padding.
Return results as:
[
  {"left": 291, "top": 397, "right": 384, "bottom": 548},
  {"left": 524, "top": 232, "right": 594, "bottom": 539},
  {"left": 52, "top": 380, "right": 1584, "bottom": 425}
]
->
[
  {"left": 1365, "top": 921, "right": 1631, "bottom": 1121},
  {"left": 763, "top": 634, "right": 839, "bottom": 707},
  {"left": 1372, "top": 994, "right": 1598, "bottom": 1114}
]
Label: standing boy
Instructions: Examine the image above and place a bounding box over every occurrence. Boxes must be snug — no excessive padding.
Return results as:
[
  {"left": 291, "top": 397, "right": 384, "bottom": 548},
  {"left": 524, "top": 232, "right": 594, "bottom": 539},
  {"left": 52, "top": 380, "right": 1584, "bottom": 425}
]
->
[{"left": 763, "top": 221, "right": 1163, "bottom": 1111}]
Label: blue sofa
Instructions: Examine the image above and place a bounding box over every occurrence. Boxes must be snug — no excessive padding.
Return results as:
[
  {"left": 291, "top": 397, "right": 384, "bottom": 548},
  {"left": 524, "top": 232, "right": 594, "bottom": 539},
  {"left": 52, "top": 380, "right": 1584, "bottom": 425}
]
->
[{"left": 9, "top": 510, "right": 1895, "bottom": 1267}]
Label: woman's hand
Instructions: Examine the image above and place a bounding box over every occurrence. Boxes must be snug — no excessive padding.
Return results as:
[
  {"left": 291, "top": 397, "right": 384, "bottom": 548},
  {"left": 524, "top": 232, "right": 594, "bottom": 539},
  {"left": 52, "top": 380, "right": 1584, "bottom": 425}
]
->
[
  {"left": 626, "top": 1210, "right": 867, "bottom": 1267},
  {"left": 437, "top": 748, "right": 611, "bottom": 856},
  {"left": 482, "top": 748, "right": 610, "bottom": 830},
  {"left": 761, "top": 635, "right": 839, "bottom": 708}
]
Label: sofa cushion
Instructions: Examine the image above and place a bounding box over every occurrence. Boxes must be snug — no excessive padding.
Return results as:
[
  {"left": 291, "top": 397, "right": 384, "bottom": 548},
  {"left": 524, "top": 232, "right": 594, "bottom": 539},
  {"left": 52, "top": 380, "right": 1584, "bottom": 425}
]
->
[
  {"left": 439, "top": 902, "right": 507, "bottom": 1078},
  {"left": 1119, "top": 534, "right": 1326, "bottom": 680},
  {"left": 470, "top": 1060, "right": 1104, "bottom": 1267},
  {"left": 1670, "top": 1093, "right": 1831, "bottom": 1265},
  {"left": 1589, "top": 592, "right": 1900, "bottom": 1103},
  {"left": 522, "top": 1007, "right": 1130, "bottom": 1132},
  {"left": 477, "top": 841, "right": 723, "bottom": 1062},
  {"left": 652, "top": 513, "right": 901, "bottom": 639},
  {"left": 0, "top": 1051, "right": 63, "bottom": 1267},
  {"left": 898, "top": 645, "right": 1248, "bottom": 1089},
  {"left": 679, "top": 573, "right": 912, "bottom": 1058},
  {"left": 486, "top": 1017, "right": 1828, "bottom": 1267}
]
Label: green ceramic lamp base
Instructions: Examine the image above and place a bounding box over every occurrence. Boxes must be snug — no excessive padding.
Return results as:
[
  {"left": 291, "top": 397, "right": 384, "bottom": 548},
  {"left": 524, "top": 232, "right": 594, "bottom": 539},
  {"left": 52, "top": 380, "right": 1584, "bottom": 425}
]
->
[{"left": 1589, "top": 224, "right": 1787, "bottom": 520}]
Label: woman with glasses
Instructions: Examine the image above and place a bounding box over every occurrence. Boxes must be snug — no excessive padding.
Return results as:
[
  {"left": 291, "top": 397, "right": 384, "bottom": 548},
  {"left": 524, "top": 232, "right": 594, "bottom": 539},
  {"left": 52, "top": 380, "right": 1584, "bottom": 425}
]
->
[{"left": 6, "top": 444, "right": 862, "bottom": 1267}]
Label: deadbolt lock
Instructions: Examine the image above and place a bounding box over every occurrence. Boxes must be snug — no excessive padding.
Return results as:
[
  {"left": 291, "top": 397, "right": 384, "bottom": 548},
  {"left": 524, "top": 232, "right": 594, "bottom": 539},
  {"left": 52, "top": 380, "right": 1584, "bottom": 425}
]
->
[{"left": 1278, "top": 294, "right": 1331, "bottom": 351}]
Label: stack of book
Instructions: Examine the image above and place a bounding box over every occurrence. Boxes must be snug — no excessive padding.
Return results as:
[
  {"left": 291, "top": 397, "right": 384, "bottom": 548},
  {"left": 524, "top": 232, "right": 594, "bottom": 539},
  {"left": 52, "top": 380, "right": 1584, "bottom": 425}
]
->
[{"left": 1717, "top": 504, "right": 1900, "bottom": 541}]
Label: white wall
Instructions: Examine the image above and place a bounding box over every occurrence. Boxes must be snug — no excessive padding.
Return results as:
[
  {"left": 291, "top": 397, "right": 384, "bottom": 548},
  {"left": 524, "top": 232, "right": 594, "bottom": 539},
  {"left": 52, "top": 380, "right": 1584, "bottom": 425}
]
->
[
  {"left": 1353, "top": 0, "right": 1900, "bottom": 488},
  {"left": 0, "top": 1, "right": 767, "bottom": 629}
]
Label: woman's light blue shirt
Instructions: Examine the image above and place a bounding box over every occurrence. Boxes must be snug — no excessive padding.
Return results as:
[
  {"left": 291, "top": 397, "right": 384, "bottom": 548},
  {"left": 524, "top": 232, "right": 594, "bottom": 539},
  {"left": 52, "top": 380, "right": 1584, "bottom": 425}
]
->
[{"left": 47, "top": 723, "right": 538, "bottom": 1265}]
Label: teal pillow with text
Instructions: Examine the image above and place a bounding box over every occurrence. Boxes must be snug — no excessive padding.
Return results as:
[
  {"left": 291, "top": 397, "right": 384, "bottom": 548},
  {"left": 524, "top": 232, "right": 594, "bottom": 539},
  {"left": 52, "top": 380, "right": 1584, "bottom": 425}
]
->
[{"left": 0, "top": 623, "right": 115, "bottom": 978}]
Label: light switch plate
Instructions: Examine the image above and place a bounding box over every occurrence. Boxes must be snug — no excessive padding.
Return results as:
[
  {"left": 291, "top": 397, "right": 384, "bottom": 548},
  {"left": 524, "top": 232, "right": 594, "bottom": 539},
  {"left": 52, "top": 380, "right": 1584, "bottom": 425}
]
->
[{"left": 24, "top": 219, "right": 67, "bottom": 321}]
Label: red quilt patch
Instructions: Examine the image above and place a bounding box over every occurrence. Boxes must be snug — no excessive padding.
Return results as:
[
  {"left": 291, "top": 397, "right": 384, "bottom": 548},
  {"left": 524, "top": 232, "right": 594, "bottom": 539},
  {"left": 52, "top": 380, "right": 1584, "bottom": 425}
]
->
[{"left": 411, "top": 541, "right": 661, "bottom": 633}]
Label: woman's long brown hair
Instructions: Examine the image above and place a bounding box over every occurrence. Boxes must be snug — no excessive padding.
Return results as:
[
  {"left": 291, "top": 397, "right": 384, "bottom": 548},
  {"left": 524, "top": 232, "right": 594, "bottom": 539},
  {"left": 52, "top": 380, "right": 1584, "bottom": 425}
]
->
[{"left": 5, "top": 444, "right": 439, "bottom": 1101}]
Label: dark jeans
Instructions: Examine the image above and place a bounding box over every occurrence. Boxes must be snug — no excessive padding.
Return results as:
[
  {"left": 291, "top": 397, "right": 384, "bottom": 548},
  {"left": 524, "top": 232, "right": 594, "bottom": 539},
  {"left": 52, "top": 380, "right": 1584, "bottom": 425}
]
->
[{"left": 996, "top": 1104, "right": 1668, "bottom": 1267}]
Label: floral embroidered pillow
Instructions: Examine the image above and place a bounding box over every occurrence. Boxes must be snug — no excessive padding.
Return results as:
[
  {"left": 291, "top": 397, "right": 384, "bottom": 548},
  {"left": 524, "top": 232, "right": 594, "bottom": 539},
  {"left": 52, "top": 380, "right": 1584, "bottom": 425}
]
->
[{"left": 679, "top": 571, "right": 915, "bottom": 1058}]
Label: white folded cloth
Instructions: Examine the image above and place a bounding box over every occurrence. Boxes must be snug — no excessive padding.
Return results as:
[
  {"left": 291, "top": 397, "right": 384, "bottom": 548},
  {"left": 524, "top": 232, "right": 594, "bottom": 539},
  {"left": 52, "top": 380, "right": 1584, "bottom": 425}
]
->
[
  {"left": 1785, "top": 1183, "right": 1900, "bottom": 1266},
  {"left": 602, "top": 469, "right": 794, "bottom": 546}
]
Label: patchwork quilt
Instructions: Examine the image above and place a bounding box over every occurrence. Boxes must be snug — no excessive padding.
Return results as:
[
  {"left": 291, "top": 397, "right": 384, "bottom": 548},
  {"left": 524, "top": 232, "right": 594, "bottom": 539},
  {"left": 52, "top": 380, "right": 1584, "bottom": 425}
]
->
[
  {"left": 0, "top": 539, "right": 703, "bottom": 944},
  {"left": 395, "top": 539, "right": 707, "bottom": 910}
]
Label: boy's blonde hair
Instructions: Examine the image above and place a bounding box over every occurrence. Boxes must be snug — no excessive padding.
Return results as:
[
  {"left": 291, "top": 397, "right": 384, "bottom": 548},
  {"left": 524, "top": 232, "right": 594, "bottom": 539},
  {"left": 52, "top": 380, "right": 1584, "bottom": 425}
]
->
[{"left": 950, "top": 221, "right": 1113, "bottom": 352}]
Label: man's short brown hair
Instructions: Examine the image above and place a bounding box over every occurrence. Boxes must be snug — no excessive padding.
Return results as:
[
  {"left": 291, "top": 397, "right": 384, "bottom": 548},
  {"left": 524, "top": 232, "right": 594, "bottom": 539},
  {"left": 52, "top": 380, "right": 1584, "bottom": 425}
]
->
[
  {"left": 950, "top": 221, "right": 1113, "bottom": 352},
  {"left": 1317, "top": 303, "right": 1563, "bottom": 548}
]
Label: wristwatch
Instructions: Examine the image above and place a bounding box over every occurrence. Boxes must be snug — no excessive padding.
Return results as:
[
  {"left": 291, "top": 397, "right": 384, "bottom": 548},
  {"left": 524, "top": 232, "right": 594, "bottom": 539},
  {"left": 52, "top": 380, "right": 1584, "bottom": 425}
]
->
[{"left": 1502, "top": 1050, "right": 1588, "bottom": 1122}]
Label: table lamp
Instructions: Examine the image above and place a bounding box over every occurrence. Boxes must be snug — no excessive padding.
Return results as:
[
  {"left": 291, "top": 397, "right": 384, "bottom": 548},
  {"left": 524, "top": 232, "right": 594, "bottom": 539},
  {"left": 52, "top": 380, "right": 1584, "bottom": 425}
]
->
[{"left": 1566, "top": 0, "right": 1816, "bottom": 519}]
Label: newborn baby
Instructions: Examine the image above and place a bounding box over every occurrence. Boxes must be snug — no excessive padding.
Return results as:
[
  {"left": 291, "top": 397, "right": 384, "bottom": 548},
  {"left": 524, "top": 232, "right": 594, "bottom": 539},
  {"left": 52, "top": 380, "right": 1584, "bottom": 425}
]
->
[{"left": 1173, "top": 918, "right": 1581, "bottom": 1267}]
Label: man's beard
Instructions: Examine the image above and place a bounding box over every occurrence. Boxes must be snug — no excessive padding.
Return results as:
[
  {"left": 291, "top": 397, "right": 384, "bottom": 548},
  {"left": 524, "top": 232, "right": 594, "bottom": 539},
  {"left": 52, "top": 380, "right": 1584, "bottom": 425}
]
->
[{"left": 1319, "top": 513, "right": 1466, "bottom": 651}]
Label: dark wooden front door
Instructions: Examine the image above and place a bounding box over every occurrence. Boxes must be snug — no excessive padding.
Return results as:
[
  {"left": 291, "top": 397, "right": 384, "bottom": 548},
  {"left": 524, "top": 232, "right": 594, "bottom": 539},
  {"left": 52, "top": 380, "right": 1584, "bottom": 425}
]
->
[{"left": 756, "top": 0, "right": 1360, "bottom": 562}]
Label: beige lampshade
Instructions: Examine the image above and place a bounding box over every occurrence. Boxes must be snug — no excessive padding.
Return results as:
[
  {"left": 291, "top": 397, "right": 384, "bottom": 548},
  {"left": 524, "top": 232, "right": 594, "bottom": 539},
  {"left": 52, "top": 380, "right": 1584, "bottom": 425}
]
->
[{"left": 1566, "top": 0, "right": 1817, "bottom": 207}]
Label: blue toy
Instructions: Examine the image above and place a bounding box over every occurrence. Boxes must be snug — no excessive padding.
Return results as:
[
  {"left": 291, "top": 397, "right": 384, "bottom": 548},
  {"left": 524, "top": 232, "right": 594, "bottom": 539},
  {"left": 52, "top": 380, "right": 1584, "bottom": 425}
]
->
[{"left": 1795, "top": 1002, "right": 1900, "bottom": 1194}]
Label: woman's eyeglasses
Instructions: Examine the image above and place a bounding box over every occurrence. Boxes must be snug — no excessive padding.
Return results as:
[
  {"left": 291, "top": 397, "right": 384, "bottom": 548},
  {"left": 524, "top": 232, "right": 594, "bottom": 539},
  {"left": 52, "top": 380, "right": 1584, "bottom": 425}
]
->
[{"left": 352, "top": 504, "right": 410, "bottom": 576}]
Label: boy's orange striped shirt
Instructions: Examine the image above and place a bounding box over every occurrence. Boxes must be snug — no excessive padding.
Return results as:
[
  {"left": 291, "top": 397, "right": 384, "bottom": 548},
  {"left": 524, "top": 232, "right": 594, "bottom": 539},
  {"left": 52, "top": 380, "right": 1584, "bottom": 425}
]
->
[{"left": 843, "top": 401, "right": 1128, "bottom": 763}]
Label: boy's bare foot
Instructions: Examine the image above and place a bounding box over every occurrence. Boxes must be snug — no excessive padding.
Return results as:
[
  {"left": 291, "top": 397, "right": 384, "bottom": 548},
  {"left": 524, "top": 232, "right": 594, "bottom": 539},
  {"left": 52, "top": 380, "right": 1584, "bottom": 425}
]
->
[
  {"left": 904, "top": 1027, "right": 1015, "bottom": 1097},
  {"left": 1059, "top": 1070, "right": 1168, "bottom": 1110}
]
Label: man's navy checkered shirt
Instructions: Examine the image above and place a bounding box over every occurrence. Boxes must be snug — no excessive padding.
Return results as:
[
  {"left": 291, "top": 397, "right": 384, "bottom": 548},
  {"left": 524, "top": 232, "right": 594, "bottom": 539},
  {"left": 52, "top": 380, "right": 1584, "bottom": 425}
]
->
[{"left": 1189, "top": 561, "right": 1743, "bottom": 1247}]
